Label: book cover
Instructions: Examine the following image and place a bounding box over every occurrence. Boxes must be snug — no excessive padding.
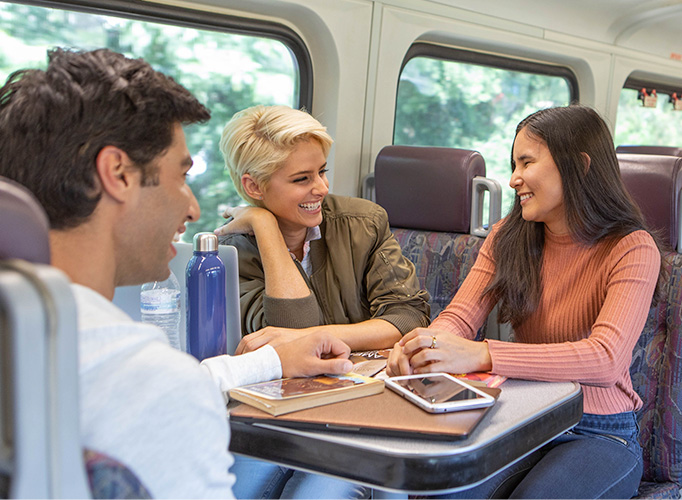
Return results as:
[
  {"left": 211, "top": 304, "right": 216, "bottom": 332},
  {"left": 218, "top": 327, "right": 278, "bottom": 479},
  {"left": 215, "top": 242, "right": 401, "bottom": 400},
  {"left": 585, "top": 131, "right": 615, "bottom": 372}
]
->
[
  {"left": 451, "top": 372, "right": 507, "bottom": 388},
  {"left": 229, "top": 373, "right": 384, "bottom": 416},
  {"left": 350, "top": 349, "right": 391, "bottom": 377}
]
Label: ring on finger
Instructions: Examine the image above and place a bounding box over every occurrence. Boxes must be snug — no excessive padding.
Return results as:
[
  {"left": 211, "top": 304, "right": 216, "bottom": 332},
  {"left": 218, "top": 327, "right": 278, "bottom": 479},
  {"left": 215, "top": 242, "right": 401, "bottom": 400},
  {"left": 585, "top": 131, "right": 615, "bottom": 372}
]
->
[{"left": 430, "top": 336, "right": 437, "bottom": 349}]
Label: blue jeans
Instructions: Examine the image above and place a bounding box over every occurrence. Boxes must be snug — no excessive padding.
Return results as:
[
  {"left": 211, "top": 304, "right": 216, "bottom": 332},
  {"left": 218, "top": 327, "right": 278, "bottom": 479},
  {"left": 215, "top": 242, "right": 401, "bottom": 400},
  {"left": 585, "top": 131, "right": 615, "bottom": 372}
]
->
[
  {"left": 438, "top": 412, "right": 643, "bottom": 499},
  {"left": 230, "top": 455, "right": 369, "bottom": 499}
]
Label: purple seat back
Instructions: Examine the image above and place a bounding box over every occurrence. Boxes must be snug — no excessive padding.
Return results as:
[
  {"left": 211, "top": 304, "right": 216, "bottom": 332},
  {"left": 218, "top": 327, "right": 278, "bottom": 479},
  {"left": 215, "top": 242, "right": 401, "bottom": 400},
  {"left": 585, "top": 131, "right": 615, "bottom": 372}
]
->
[
  {"left": 373, "top": 146, "right": 487, "bottom": 334},
  {"left": 616, "top": 145, "right": 682, "bottom": 157},
  {"left": 618, "top": 154, "right": 682, "bottom": 252},
  {"left": 374, "top": 146, "right": 485, "bottom": 232},
  {"left": 620, "top": 153, "right": 682, "bottom": 493},
  {"left": 0, "top": 176, "right": 50, "bottom": 264}
]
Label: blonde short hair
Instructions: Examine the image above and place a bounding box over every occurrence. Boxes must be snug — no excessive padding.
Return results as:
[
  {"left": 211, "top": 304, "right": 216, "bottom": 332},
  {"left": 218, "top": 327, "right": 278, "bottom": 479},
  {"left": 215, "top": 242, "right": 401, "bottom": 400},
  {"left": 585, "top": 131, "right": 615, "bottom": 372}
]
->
[{"left": 219, "top": 105, "right": 333, "bottom": 206}]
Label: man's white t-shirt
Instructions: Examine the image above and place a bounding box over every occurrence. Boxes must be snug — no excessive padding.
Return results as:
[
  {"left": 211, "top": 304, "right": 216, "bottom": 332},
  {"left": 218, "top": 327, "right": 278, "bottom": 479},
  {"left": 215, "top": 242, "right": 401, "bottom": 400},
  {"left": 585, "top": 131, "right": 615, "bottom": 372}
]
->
[{"left": 74, "top": 283, "right": 281, "bottom": 499}]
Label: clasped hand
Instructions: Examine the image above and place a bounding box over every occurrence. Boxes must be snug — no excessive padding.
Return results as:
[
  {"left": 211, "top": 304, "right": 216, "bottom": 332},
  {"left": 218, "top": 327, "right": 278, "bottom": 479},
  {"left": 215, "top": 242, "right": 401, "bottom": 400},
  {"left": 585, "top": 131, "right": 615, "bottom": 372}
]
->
[{"left": 386, "top": 328, "right": 492, "bottom": 377}]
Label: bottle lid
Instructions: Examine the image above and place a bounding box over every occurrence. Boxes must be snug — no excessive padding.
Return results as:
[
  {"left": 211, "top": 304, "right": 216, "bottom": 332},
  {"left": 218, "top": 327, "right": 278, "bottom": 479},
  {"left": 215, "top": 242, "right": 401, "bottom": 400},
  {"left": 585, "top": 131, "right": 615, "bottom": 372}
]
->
[{"left": 193, "top": 232, "right": 218, "bottom": 252}]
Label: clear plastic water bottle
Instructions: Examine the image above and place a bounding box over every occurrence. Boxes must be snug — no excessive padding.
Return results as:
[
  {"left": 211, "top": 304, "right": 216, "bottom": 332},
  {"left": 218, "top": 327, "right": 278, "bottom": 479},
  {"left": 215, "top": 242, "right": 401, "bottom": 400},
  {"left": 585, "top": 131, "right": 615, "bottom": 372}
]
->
[
  {"left": 186, "top": 232, "right": 226, "bottom": 361},
  {"left": 140, "top": 270, "right": 182, "bottom": 350}
]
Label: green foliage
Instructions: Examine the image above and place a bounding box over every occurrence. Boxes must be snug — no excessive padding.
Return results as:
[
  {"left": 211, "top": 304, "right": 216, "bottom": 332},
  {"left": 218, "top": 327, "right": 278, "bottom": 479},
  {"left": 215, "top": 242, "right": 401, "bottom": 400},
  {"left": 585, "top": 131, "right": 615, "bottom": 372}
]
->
[
  {"left": 0, "top": 1, "right": 297, "bottom": 241},
  {"left": 614, "top": 88, "right": 682, "bottom": 147},
  {"left": 394, "top": 57, "right": 571, "bottom": 215}
]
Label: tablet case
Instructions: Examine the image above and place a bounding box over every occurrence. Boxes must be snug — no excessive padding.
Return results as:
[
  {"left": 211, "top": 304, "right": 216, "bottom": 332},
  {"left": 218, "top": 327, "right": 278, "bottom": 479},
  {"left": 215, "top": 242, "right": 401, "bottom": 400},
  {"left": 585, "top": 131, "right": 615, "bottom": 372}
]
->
[{"left": 230, "top": 386, "right": 501, "bottom": 441}]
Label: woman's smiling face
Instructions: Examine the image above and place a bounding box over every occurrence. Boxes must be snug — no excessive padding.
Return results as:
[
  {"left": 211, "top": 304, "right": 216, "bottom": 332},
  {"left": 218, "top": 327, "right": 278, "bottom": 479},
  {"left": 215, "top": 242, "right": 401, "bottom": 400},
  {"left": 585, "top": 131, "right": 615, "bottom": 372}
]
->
[
  {"left": 510, "top": 126, "right": 567, "bottom": 234},
  {"left": 259, "top": 139, "right": 330, "bottom": 234}
]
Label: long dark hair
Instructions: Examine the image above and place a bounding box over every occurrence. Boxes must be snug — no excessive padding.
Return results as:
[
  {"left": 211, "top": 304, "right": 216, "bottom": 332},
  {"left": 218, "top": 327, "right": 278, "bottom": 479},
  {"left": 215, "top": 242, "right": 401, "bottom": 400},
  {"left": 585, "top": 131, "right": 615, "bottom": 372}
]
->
[{"left": 484, "top": 105, "right": 665, "bottom": 326}]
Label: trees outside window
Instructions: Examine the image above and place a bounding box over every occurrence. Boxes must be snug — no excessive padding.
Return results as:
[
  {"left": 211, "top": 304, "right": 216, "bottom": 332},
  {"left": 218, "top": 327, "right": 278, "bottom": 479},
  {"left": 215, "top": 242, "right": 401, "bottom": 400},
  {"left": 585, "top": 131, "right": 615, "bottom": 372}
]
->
[{"left": 615, "top": 88, "right": 682, "bottom": 148}]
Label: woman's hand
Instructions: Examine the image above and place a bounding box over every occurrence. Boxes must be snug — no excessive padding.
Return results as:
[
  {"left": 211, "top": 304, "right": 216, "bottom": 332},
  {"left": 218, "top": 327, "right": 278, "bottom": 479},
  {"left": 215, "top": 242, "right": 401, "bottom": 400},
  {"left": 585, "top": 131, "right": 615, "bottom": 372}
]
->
[
  {"left": 235, "top": 326, "right": 307, "bottom": 354},
  {"left": 388, "top": 328, "right": 492, "bottom": 376},
  {"left": 214, "top": 206, "right": 277, "bottom": 237},
  {"left": 386, "top": 341, "right": 414, "bottom": 376}
]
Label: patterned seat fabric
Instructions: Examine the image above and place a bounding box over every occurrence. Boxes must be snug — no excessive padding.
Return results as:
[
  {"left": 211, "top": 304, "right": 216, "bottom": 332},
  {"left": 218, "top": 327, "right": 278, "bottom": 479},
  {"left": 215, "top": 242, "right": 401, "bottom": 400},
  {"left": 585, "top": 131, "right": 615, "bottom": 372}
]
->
[
  {"left": 374, "top": 146, "right": 489, "bottom": 339},
  {"left": 636, "top": 481, "right": 681, "bottom": 499},
  {"left": 630, "top": 251, "right": 682, "bottom": 498},
  {"left": 392, "top": 228, "right": 486, "bottom": 339},
  {"left": 84, "top": 449, "right": 152, "bottom": 499}
]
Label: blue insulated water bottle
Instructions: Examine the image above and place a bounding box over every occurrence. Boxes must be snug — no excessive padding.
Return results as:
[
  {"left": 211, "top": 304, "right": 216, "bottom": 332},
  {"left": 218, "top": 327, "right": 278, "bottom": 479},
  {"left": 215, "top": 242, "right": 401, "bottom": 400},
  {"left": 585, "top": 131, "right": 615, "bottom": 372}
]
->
[{"left": 186, "top": 232, "right": 227, "bottom": 361}]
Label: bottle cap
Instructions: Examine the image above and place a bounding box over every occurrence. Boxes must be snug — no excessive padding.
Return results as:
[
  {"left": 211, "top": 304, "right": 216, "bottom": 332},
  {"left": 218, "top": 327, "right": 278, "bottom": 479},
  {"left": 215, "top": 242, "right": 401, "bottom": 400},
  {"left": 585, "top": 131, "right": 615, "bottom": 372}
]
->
[{"left": 193, "top": 232, "right": 218, "bottom": 252}]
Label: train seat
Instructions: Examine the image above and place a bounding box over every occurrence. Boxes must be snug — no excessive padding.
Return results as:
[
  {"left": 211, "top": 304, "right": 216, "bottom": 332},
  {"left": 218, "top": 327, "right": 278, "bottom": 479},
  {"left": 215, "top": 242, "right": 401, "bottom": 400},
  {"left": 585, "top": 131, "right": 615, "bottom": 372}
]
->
[
  {"left": 615, "top": 157, "right": 682, "bottom": 498},
  {"left": 0, "top": 176, "right": 149, "bottom": 498},
  {"left": 0, "top": 175, "right": 89, "bottom": 498},
  {"left": 0, "top": 176, "right": 50, "bottom": 264},
  {"left": 616, "top": 145, "right": 682, "bottom": 157},
  {"left": 373, "top": 145, "right": 501, "bottom": 332},
  {"left": 618, "top": 153, "right": 682, "bottom": 253},
  {"left": 630, "top": 249, "right": 682, "bottom": 499}
]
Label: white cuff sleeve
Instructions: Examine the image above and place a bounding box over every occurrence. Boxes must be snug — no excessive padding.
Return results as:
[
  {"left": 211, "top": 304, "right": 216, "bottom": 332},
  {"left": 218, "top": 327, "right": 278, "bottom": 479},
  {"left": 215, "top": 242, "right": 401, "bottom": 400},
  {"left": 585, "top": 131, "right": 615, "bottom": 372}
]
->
[{"left": 200, "top": 345, "right": 282, "bottom": 396}]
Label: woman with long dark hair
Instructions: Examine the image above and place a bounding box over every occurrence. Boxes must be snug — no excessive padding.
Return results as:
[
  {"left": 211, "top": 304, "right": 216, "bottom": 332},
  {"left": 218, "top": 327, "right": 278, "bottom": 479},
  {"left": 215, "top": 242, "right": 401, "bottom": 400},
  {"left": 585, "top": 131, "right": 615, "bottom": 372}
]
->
[{"left": 387, "top": 105, "right": 665, "bottom": 498}]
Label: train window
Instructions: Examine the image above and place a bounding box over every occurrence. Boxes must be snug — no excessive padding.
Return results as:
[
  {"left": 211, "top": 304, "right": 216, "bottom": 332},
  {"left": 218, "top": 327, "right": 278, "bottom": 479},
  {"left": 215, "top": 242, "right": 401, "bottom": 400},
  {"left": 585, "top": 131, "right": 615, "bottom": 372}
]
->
[
  {"left": 394, "top": 44, "right": 576, "bottom": 214},
  {"left": 614, "top": 85, "right": 682, "bottom": 148},
  {"left": 0, "top": 0, "right": 309, "bottom": 241}
]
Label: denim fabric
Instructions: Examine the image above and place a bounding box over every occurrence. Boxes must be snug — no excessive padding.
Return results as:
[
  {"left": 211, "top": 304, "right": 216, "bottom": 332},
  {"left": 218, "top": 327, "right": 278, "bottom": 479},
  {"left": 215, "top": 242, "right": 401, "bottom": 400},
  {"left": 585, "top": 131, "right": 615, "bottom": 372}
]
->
[
  {"left": 230, "top": 455, "right": 369, "bottom": 499},
  {"left": 439, "top": 412, "right": 643, "bottom": 499}
]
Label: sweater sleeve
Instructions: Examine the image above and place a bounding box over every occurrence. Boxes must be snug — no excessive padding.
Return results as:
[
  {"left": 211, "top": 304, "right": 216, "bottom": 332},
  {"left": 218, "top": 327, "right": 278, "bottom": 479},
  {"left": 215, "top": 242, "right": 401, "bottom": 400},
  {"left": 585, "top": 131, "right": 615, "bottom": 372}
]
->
[
  {"left": 487, "top": 231, "right": 660, "bottom": 385},
  {"left": 429, "top": 225, "right": 499, "bottom": 338},
  {"left": 362, "top": 206, "right": 431, "bottom": 334},
  {"left": 220, "top": 233, "right": 321, "bottom": 334}
]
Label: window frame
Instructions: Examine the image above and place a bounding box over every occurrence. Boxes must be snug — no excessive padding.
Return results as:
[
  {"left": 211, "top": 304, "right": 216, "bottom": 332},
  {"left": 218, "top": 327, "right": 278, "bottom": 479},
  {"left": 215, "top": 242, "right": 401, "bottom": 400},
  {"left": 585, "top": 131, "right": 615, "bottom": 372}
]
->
[
  {"left": 623, "top": 77, "right": 682, "bottom": 98},
  {"left": 5, "top": 0, "right": 313, "bottom": 110},
  {"left": 395, "top": 42, "right": 579, "bottom": 139}
]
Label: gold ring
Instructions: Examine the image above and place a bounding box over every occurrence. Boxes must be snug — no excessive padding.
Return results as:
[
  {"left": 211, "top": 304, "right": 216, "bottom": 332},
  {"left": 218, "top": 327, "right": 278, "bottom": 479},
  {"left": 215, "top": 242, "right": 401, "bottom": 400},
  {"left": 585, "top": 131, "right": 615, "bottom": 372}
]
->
[{"left": 430, "top": 336, "right": 437, "bottom": 349}]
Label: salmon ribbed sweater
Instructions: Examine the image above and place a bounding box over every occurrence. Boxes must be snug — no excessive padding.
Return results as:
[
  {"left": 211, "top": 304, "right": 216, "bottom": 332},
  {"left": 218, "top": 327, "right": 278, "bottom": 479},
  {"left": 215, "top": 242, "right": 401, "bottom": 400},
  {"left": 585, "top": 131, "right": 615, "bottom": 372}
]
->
[{"left": 430, "top": 225, "right": 660, "bottom": 414}]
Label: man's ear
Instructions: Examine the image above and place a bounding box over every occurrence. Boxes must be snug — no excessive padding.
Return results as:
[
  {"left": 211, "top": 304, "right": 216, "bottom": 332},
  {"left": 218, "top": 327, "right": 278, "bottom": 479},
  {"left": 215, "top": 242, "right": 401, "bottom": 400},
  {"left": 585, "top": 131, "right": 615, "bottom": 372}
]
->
[
  {"left": 96, "top": 146, "right": 139, "bottom": 203},
  {"left": 581, "top": 152, "right": 591, "bottom": 175},
  {"left": 241, "top": 173, "right": 264, "bottom": 200}
]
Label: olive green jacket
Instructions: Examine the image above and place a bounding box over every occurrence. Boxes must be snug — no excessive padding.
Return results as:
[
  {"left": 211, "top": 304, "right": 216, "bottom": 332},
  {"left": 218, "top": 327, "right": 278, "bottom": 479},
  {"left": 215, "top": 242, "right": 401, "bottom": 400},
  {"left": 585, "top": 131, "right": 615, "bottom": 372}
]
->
[{"left": 219, "top": 194, "right": 431, "bottom": 336}]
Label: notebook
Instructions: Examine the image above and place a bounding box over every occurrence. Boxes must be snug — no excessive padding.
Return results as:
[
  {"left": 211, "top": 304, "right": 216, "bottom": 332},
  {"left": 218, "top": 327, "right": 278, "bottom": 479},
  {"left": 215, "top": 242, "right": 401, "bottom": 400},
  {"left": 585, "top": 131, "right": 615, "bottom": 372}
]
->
[{"left": 230, "top": 385, "right": 501, "bottom": 441}]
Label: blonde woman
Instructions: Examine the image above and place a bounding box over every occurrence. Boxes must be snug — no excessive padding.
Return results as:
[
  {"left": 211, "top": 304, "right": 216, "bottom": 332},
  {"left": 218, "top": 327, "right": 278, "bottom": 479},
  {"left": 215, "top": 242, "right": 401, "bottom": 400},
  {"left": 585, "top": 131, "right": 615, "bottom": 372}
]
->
[
  {"left": 216, "top": 105, "right": 430, "bottom": 498},
  {"left": 216, "top": 105, "right": 430, "bottom": 354}
]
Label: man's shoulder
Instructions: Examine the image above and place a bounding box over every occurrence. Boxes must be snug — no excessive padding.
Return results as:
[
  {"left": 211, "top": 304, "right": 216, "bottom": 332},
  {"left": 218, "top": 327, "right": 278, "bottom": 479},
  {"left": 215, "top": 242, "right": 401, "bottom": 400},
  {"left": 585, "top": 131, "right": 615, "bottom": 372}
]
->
[
  {"left": 71, "top": 283, "right": 135, "bottom": 328},
  {"left": 71, "top": 283, "right": 198, "bottom": 381},
  {"left": 79, "top": 311, "right": 222, "bottom": 413}
]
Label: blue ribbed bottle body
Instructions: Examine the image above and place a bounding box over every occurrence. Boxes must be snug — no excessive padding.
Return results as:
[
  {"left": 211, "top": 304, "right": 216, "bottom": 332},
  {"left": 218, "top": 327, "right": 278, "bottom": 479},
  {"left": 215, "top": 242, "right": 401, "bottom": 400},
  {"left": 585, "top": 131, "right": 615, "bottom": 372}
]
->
[{"left": 186, "top": 250, "right": 227, "bottom": 360}]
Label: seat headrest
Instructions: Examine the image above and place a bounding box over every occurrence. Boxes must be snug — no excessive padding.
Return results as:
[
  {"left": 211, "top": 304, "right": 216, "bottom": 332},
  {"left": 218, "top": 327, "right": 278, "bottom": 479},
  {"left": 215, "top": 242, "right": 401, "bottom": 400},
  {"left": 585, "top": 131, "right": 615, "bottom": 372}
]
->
[
  {"left": 617, "top": 154, "right": 682, "bottom": 251},
  {"left": 0, "top": 176, "right": 50, "bottom": 264},
  {"left": 374, "top": 146, "right": 485, "bottom": 232},
  {"left": 616, "top": 145, "right": 682, "bottom": 157}
]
